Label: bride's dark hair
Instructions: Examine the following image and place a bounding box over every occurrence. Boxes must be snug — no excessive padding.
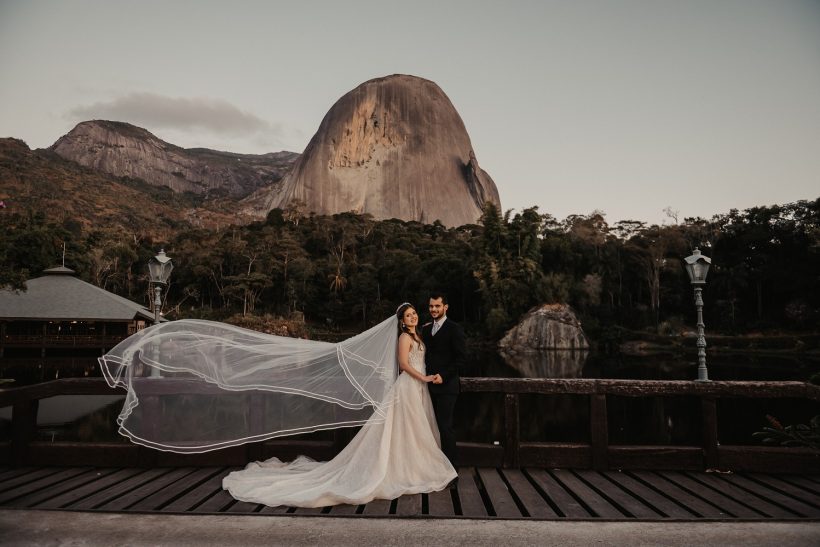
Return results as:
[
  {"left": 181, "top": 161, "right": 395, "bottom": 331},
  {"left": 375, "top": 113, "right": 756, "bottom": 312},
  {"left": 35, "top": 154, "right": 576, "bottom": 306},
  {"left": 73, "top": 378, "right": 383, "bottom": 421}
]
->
[{"left": 396, "top": 303, "right": 423, "bottom": 346}]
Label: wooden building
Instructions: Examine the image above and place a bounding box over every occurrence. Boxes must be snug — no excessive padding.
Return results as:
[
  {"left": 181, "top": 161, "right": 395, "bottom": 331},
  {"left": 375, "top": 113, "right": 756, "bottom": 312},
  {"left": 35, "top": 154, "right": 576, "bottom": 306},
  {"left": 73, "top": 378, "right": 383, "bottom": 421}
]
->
[{"left": 0, "top": 266, "right": 158, "bottom": 384}]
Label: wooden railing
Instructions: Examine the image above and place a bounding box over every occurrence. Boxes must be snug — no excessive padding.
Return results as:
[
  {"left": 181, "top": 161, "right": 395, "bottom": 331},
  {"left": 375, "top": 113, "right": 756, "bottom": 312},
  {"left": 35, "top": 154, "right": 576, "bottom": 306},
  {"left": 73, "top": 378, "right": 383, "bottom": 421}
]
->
[
  {"left": 1, "top": 378, "right": 818, "bottom": 472},
  {"left": 1, "top": 334, "right": 125, "bottom": 347},
  {"left": 460, "top": 378, "right": 820, "bottom": 472}
]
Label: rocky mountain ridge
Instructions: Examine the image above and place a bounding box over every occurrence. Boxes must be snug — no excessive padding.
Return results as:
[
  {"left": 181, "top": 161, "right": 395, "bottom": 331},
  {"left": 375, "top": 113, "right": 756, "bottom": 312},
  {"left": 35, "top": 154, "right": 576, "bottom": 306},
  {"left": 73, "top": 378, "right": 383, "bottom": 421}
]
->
[
  {"left": 50, "top": 120, "right": 299, "bottom": 198},
  {"left": 17, "top": 74, "right": 500, "bottom": 227},
  {"left": 0, "top": 137, "right": 248, "bottom": 236}
]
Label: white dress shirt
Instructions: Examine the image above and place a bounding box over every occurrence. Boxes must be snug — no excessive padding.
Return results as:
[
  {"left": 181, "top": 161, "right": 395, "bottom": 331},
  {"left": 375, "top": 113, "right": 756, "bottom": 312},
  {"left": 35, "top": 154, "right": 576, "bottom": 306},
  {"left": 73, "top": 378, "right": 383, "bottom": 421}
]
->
[{"left": 432, "top": 316, "right": 447, "bottom": 336}]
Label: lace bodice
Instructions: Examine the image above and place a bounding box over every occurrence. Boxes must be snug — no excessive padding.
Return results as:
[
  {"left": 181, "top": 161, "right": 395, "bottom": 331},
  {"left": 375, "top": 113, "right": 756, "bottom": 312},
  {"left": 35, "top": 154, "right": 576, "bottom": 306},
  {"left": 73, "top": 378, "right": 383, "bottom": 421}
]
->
[{"left": 408, "top": 340, "right": 426, "bottom": 374}]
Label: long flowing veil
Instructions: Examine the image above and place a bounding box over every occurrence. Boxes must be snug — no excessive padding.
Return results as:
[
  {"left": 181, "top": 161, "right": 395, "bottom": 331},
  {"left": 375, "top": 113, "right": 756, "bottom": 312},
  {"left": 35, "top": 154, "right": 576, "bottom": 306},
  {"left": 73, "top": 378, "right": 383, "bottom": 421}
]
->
[{"left": 99, "top": 316, "right": 399, "bottom": 453}]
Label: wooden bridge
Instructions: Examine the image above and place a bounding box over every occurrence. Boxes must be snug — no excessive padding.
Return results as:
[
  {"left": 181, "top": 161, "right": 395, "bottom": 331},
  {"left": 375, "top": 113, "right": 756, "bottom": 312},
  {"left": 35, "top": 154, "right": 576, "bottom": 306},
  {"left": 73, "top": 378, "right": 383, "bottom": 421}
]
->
[{"left": 1, "top": 377, "right": 818, "bottom": 522}]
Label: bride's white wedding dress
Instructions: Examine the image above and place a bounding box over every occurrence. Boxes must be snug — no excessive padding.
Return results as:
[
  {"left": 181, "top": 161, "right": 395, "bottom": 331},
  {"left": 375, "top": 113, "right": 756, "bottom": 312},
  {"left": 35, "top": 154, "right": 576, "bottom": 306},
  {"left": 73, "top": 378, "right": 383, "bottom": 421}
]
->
[{"left": 222, "top": 339, "right": 457, "bottom": 507}]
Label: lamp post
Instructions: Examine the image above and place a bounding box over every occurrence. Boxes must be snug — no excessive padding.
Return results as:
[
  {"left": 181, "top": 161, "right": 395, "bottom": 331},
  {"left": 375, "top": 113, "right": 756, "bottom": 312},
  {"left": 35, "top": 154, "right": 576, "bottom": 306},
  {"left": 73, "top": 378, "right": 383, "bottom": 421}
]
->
[
  {"left": 684, "top": 248, "right": 711, "bottom": 382},
  {"left": 147, "top": 250, "right": 173, "bottom": 378},
  {"left": 148, "top": 249, "right": 174, "bottom": 325}
]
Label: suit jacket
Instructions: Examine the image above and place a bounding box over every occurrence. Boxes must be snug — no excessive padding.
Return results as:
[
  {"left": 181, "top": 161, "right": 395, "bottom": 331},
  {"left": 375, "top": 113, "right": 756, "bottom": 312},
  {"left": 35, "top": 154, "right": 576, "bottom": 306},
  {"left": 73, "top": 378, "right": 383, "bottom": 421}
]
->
[{"left": 422, "top": 318, "right": 466, "bottom": 395}]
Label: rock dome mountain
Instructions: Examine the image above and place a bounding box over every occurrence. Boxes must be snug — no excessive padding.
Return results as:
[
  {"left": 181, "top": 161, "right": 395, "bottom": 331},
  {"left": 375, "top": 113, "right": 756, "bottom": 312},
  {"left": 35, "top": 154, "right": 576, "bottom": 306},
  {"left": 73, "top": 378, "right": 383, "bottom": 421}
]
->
[
  {"left": 242, "top": 74, "right": 501, "bottom": 226},
  {"left": 50, "top": 121, "right": 298, "bottom": 198}
]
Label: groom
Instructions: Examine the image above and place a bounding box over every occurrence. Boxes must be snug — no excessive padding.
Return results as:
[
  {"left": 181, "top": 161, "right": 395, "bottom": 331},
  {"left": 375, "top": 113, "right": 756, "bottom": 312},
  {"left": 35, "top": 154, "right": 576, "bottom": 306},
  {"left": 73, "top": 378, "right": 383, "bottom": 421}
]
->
[{"left": 422, "top": 292, "right": 466, "bottom": 479}]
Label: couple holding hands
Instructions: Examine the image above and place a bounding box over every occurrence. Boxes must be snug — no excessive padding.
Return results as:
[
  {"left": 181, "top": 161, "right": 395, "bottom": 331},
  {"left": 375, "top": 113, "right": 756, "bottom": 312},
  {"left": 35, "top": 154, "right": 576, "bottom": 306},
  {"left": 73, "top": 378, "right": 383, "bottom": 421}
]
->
[{"left": 222, "top": 293, "right": 466, "bottom": 507}]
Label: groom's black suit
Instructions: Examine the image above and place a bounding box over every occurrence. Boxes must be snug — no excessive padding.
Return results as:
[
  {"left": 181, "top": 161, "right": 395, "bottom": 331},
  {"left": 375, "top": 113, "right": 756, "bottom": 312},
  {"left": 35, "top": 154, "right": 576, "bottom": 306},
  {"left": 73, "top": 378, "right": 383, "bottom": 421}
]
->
[{"left": 422, "top": 317, "right": 466, "bottom": 467}]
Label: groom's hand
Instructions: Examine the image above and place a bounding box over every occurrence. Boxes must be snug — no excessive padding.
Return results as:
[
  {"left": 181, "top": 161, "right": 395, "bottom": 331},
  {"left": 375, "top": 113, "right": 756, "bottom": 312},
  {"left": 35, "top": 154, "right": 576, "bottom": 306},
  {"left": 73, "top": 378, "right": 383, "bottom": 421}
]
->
[{"left": 432, "top": 374, "right": 443, "bottom": 384}]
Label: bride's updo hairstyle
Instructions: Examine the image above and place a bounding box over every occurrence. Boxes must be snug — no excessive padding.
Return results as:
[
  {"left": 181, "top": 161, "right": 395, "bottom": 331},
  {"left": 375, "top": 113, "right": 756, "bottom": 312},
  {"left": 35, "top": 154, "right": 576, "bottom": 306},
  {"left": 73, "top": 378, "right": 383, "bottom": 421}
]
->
[{"left": 396, "top": 302, "right": 423, "bottom": 346}]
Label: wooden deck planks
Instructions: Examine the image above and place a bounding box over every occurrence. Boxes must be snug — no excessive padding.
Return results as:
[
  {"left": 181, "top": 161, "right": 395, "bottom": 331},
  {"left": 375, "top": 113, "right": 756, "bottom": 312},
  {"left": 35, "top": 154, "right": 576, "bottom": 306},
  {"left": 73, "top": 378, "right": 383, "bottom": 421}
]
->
[
  {"left": 0, "top": 467, "right": 37, "bottom": 483},
  {"left": 630, "top": 471, "right": 729, "bottom": 519},
  {"left": 778, "top": 475, "right": 820, "bottom": 495},
  {"left": 602, "top": 471, "right": 695, "bottom": 519},
  {"left": 501, "top": 469, "right": 557, "bottom": 518},
  {"left": 95, "top": 468, "right": 197, "bottom": 511},
  {"left": 361, "top": 498, "right": 392, "bottom": 515},
  {"left": 574, "top": 470, "right": 661, "bottom": 519},
  {"left": 746, "top": 473, "right": 820, "bottom": 508},
  {"left": 551, "top": 469, "right": 624, "bottom": 518},
  {"left": 687, "top": 472, "right": 794, "bottom": 518},
  {"left": 717, "top": 474, "right": 820, "bottom": 518},
  {"left": 0, "top": 467, "right": 91, "bottom": 504},
  {"left": 12, "top": 468, "right": 119, "bottom": 508},
  {"left": 1, "top": 466, "right": 818, "bottom": 520},
  {"left": 258, "top": 504, "right": 290, "bottom": 514},
  {"left": 161, "top": 468, "right": 232, "bottom": 513},
  {"left": 395, "top": 493, "right": 421, "bottom": 516},
  {"left": 0, "top": 468, "right": 63, "bottom": 493},
  {"left": 327, "top": 503, "right": 360, "bottom": 515},
  {"left": 226, "top": 500, "right": 263, "bottom": 513},
  {"left": 456, "top": 468, "right": 488, "bottom": 517},
  {"left": 426, "top": 489, "right": 455, "bottom": 517},
  {"left": 477, "top": 467, "right": 521, "bottom": 517},
  {"left": 525, "top": 469, "right": 591, "bottom": 518},
  {"left": 35, "top": 468, "right": 147, "bottom": 509},
  {"left": 68, "top": 468, "right": 169, "bottom": 510},
  {"left": 129, "top": 467, "right": 221, "bottom": 512},
  {"left": 191, "top": 488, "right": 234, "bottom": 513},
  {"left": 662, "top": 472, "right": 761, "bottom": 519}
]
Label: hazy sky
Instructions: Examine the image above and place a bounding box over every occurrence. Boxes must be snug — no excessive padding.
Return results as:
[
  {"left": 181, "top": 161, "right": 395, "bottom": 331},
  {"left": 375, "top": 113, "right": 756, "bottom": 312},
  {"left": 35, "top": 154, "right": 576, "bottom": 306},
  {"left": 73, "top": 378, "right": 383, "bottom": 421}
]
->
[{"left": 1, "top": 0, "right": 818, "bottom": 224}]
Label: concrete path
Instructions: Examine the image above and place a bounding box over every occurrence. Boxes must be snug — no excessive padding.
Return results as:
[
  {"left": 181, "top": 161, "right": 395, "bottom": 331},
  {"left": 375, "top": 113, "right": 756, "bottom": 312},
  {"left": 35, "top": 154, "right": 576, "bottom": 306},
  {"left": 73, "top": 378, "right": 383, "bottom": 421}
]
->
[{"left": 2, "top": 510, "right": 819, "bottom": 546}]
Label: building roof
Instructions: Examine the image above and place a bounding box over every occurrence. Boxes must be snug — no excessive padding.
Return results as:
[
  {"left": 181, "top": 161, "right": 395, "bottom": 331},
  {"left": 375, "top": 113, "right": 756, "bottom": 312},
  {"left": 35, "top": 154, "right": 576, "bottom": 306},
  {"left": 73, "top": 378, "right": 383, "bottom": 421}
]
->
[{"left": 0, "top": 267, "right": 160, "bottom": 322}]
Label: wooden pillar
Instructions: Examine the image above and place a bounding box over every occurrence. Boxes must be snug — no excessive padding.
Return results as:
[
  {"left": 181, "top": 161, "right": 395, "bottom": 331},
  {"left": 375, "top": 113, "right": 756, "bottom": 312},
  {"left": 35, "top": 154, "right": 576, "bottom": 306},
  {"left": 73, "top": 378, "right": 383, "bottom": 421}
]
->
[
  {"left": 590, "top": 394, "right": 609, "bottom": 470},
  {"left": 41, "top": 322, "right": 47, "bottom": 358},
  {"left": 701, "top": 397, "right": 719, "bottom": 470},
  {"left": 142, "top": 396, "right": 160, "bottom": 445},
  {"left": 247, "top": 392, "right": 264, "bottom": 461},
  {"left": 12, "top": 399, "right": 38, "bottom": 466},
  {"left": 503, "top": 393, "right": 520, "bottom": 468}
]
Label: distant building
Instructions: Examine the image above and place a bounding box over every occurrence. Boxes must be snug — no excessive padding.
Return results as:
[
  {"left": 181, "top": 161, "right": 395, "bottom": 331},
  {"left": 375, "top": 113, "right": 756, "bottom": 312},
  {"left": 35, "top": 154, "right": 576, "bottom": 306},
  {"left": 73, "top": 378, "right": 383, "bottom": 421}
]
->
[{"left": 0, "top": 266, "right": 159, "bottom": 384}]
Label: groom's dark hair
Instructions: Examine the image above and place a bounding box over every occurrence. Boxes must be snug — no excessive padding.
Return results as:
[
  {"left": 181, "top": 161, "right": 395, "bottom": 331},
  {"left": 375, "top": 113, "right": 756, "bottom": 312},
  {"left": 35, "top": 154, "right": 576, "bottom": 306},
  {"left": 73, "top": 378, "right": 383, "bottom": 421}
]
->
[{"left": 429, "top": 291, "right": 448, "bottom": 305}]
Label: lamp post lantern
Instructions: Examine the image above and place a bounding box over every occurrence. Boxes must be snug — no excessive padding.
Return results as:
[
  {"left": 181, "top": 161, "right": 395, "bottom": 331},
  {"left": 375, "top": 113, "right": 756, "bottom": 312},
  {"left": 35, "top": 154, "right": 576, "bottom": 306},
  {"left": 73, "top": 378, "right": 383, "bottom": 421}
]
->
[
  {"left": 684, "top": 248, "right": 711, "bottom": 382},
  {"left": 148, "top": 249, "right": 173, "bottom": 325}
]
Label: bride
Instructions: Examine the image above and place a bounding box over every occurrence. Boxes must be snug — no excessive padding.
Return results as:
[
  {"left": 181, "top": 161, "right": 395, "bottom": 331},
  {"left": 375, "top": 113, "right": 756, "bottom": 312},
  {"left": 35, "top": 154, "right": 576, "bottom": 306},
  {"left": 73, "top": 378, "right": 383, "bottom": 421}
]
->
[{"left": 99, "top": 302, "right": 457, "bottom": 507}]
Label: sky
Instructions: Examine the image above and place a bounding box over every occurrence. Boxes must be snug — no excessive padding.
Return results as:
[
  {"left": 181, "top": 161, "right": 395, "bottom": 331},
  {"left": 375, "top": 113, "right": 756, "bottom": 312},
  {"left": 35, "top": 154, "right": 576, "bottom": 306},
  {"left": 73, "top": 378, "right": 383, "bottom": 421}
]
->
[{"left": 1, "top": 0, "right": 818, "bottom": 225}]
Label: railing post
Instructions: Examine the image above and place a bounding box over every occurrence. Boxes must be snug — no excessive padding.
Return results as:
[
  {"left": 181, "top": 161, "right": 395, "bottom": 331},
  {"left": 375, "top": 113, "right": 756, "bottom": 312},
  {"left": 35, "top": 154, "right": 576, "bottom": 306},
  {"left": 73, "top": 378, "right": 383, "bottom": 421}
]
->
[
  {"left": 248, "top": 392, "right": 264, "bottom": 461},
  {"left": 701, "top": 396, "right": 719, "bottom": 470},
  {"left": 12, "top": 399, "right": 38, "bottom": 466},
  {"left": 590, "top": 393, "right": 609, "bottom": 470},
  {"left": 504, "top": 393, "right": 520, "bottom": 468}
]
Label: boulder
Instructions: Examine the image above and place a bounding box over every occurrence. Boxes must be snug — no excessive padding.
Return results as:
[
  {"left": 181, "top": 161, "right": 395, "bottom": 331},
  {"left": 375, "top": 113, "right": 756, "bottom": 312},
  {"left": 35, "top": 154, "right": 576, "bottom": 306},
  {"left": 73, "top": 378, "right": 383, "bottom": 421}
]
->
[
  {"left": 242, "top": 74, "right": 501, "bottom": 226},
  {"left": 499, "top": 304, "right": 590, "bottom": 351}
]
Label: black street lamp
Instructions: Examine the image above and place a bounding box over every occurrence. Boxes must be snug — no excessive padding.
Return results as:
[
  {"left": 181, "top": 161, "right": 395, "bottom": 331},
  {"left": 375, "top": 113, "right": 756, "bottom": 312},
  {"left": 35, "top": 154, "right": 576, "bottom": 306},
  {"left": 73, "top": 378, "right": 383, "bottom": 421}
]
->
[
  {"left": 684, "top": 248, "right": 711, "bottom": 382},
  {"left": 148, "top": 249, "right": 173, "bottom": 325}
]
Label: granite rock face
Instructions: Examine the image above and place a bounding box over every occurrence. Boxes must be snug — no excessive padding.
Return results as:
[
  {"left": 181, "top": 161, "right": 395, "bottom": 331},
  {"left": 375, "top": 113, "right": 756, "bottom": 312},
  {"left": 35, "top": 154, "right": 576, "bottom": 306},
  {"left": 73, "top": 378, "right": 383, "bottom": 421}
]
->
[
  {"left": 243, "top": 74, "right": 501, "bottom": 226},
  {"left": 499, "top": 304, "right": 590, "bottom": 351},
  {"left": 50, "top": 121, "right": 298, "bottom": 198}
]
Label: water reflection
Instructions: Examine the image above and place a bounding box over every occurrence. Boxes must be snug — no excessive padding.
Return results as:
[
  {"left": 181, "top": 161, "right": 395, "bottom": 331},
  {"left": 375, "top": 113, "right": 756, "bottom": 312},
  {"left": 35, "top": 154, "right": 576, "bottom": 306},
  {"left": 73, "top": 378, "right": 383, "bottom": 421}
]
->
[
  {"left": 0, "top": 395, "right": 127, "bottom": 443},
  {"left": 498, "top": 349, "right": 588, "bottom": 378}
]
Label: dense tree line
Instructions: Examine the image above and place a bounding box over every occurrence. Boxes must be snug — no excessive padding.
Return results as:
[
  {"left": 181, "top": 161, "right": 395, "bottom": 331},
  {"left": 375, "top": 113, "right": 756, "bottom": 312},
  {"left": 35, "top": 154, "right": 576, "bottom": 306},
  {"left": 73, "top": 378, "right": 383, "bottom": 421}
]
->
[{"left": 1, "top": 198, "right": 818, "bottom": 341}]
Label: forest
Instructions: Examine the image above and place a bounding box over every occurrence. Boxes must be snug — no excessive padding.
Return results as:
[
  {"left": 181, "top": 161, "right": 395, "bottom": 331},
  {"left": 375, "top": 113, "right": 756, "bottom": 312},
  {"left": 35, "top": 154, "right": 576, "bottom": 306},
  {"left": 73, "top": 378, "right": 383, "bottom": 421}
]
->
[{"left": 1, "top": 198, "right": 818, "bottom": 344}]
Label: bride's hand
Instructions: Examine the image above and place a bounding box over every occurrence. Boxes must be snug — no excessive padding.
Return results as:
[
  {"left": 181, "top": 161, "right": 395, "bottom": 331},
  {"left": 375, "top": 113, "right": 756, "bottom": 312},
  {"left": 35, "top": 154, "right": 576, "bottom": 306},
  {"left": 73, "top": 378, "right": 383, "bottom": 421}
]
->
[{"left": 423, "top": 375, "right": 436, "bottom": 383}]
